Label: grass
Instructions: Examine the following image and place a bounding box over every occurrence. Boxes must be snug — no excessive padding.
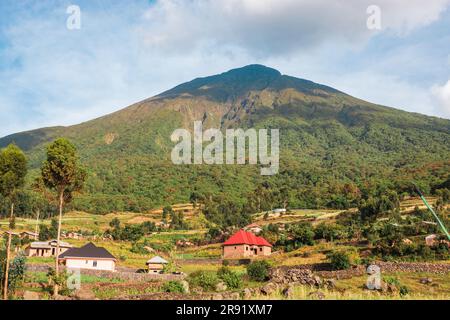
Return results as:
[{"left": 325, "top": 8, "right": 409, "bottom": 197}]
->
[
  {"left": 250, "top": 271, "right": 450, "bottom": 300},
  {"left": 23, "top": 271, "right": 125, "bottom": 285}
]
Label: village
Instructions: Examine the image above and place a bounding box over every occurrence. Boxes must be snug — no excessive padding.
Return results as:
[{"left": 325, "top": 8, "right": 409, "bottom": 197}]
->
[{"left": 0, "top": 199, "right": 449, "bottom": 301}]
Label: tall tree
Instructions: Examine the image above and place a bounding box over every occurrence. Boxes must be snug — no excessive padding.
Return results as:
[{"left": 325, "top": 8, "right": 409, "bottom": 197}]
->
[
  {"left": 0, "top": 144, "right": 27, "bottom": 300},
  {"left": 40, "top": 138, "right": 86, "bottom": 295}
]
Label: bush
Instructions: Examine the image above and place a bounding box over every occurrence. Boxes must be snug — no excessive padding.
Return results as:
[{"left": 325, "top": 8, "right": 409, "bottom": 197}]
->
[
  {"left": 314, "top": 223, "right": 348, "bottom": 241},
  {"left": 162, "top": 281, "right": 185, "bottom": 293},
  {"left": 130, "top": 242, "right": 148, "bottom": 255},
  {"left": 246, "top": 260, "right": 271, "bottom": 282},
  {"left": 290, "top": 223, "right": 315, "bottom": 246},
  {"left": 46, "top": 269, "right": 74, "bottom": 296},
  {"left": 221, "top": 272, "right": 242, "bottom": 289},
  {"left": 384, "top": 276, "right": 409, "bottom": 297},
  {"left": 328, "top": 251, "right": 351, "bottom": 270},
  {"left": 217, "top": 267, "right": 242, "bottom": 289},
  {"left": 188, "top": 271, "right": 219, "bottom": 291},
  {"left": 0, "top": 251, "right": 27, "bottom": 296}
]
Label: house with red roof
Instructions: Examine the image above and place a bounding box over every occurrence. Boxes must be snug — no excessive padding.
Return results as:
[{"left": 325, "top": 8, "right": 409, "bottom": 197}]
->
[{"left": 222, "top": 230, "right": 272, "bottom": 259}]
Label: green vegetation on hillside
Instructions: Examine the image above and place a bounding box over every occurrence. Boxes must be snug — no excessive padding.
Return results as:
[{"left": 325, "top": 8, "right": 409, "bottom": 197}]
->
[{"left": 0, "top": 65, "right": 448, "bottom": 216}]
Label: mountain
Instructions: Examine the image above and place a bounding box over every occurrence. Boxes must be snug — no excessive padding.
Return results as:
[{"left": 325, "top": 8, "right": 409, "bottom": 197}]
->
[{"left": 1, "top": 65, "right": 449, "bottom": 213}]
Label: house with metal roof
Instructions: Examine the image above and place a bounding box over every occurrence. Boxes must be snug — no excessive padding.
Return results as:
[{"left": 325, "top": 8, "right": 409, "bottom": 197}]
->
[
  {"left": 58, "top": 242, "right": 117, "bottom": 272},
  {"left": 146, "top": 256, "right": 169, "bottom": 274},
  {"left": 25, "top": 240, "right": 73, "bottom": 257},
  {"left": 222, "top": 230, "right": 272, "bottom": 259}
]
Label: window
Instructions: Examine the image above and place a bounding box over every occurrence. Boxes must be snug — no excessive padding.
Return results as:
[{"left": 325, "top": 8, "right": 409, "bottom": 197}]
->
[
  {"left": 246, "top": 246, "right": 248, "bottom": 251},
  {"left": 234, "top": 246, "right": 237, "bottom": 250},
  {"left": 260, "top": 248, "right": 262, "bottom": 252},
  {"left": 85, "top": 260, "right": 88, "bottom": 264},
  {"left": 93, "top": 261, "right": 98, "bottom": 267}
]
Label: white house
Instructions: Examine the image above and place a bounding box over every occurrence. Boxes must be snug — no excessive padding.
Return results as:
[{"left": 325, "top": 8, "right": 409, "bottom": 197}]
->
[{"left": 58, "top": 242, "right": 117, "bottom": 272}]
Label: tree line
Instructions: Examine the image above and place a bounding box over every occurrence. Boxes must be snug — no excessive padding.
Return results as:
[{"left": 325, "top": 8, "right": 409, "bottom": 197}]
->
[{"left": 0, "top": 138, "right": 85, "bottom": 299}]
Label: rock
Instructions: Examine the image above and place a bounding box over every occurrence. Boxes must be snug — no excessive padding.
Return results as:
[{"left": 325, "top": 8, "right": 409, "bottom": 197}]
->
[
  {"left": 181, "top": 280, "right": 190, "bottom": 294},
  {"left": 419, "top": 278, "right": 433, "bottom": 285},
  {"left": 193, "top": 287, "right": 203, "bottom": 294},
  {"left": 379, "top": 281, "right": 399, "bottom": 294},
  {"left": 260, "top": 282, "right": 278, "bottom": 296},
  {"left": 324, "top": 279, "right": 336, "bottom": 289},
  {"left": 308, "top": 291, "right": 325, "bottom": 300},
  {"left": 229, "top": 292, "right": 241, "bottom": 300},
  {"left": 212, "top": 293, "right": 223, "bottom": 300},
  {"left": 282, "top": 285, "right": 295, "bottom": 298},
  {"left": 74, "top": 288, "right": 96, "bottom": 300},
  {"left": 23, "top": 291, "right": 40, "bottom": 300},
  {"left": 53, "top": 294, "right": 73, "bottom": 300},
  {"left": 216, "top": 281, "right": 228, "bottom": 292},
  {"left": 242, "top": 288, "right": 253, "bottom": 300},
  {"left": 313, "top": 276, "right": 322, "bottom": 287}
]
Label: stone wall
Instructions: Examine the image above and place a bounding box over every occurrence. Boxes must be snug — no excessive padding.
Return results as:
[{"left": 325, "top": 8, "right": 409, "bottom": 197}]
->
[{"left": 274, "top": 262, "right": 450, "bottom": 280}]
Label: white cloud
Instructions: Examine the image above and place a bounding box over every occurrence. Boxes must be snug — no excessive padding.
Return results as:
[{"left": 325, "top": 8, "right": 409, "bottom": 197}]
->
[
  {"left": 431, "top": 80, "right": 450, "bottom": 117},
  {"left": 141, "top": 0, "right": 450, "bottom": 56}
]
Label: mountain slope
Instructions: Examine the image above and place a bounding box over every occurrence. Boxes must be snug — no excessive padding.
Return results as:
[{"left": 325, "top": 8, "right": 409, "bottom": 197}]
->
[{"left": 1, "top": 65, "right": 449, "bottom": 213}]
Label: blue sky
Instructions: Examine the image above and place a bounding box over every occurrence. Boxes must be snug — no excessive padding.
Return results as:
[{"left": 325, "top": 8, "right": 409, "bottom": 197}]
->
[{"left": 0, "top": 0, "right": 450, "bottom": 137}]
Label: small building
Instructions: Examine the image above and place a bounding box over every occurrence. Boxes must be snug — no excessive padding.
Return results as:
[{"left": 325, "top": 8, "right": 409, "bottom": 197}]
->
[
  {"left": 64, "top": 232, "right": 83, "bottom": 240},
  {"left": 272, "top": 208, "right": 287, "bottom": 214},
  {"left": 146, "top": 256, "right": 169, "bottom": 274},
  {"left": 222, "top": 230, "right": 272, "bottom": 259},
  {"left": 20, "top": 231, "right": 39, "bottom": 240},
  {"left": 58, "top": 242, "right": 117, "bottom": 272},
  {"left": 25, "top": 240, "right": 73, "bottom": 257},
  {"left": 244, "top": 223, "right": 263, "bottom": 235}
]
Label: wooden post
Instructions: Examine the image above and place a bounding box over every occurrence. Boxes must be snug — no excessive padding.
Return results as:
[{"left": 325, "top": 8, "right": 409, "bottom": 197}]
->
[
  {"left": 3, "top": 202, "right": 14, "bottom": 300},
  {"left": 54, "top": 191, "right": 64, "bottom": 296}
]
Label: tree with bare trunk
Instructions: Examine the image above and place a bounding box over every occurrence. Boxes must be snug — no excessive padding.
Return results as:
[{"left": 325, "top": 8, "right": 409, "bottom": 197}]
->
[
  {"left": 40, "top": 138, "right": 86, "bottom": 296},
  {"left": 0, "top": 144, "right": 27, "bottom": 300}
]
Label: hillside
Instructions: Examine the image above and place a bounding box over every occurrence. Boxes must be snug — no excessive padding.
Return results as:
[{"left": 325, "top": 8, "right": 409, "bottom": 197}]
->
[{"left": 1, "top": 65, "right": 449, "bottom": 213}]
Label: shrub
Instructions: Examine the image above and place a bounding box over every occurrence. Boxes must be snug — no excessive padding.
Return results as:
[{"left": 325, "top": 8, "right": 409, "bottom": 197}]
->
[
  {"left": 221, "top": 272, "right": 242, "bottom": 289},
  {"left": 188, "top": 271, "right": 219, "bottom": 291},
  {"left": 0, "top": 251, "right": 27, "bottom": 296},
  {"left": 217, "top": 266, "right": 231, "bottom": 278},
  {"left": 246, "top": 260, "right": 271, "bottom": 282},
  {"left": 327, "top": 251, "right": 351, "bottom": 270},
  {"left": 130, "top": 242, "right": 148, "bottom": 255},
  {"left": 384, "top": 276, "right": 409, "bottom": 297},
  {"left": 162, "top": 281, "right": 185, "bottom": 293},
  {"left": 314, "top": 223, "right": 348, "bottom": 241},
  {"left": 217, "top": 266, "right": 242, "bottom": 289},
  {"left": 46, "top": 269, "right": 74, "bottom": 296}
]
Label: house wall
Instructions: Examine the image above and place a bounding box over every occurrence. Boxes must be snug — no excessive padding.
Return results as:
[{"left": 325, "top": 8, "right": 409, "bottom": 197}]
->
[
  {"left": 223, "top": 244, "right": 271, "bottom": 259},
  {"left": 65, "top": 258, "right": 116, "bottom": 272},
  {"left": 26, "top": 246, "right": 70, "bottom": 257},
  {"left": 147, "top": 263, "right": 165, "bottom": 274},
  {"left": 260, "top": 246, "right": 272, "bottom": 256},
  {"left": 223, "top": 245, "right": 248, "bottom": 259}
]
